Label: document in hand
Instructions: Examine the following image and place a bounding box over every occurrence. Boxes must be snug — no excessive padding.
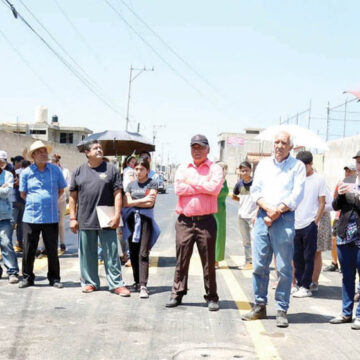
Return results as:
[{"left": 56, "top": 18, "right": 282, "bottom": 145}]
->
[{"left": 96, "top": 206, "right": 123, "bottom": 228}]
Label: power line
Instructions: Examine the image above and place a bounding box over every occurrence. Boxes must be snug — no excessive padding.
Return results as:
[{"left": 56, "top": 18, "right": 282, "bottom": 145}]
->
[
  {"left": 0, "top": 27, "right": 55, "bottom": 93},
  {"left": 103, "top": 0, "right": 205, "bottom": 97},
  {"left": 51, "top": 0, "right": 101, "bottom": 61},
  {"left": 17, "top": 0, "right": 106, "bottom": 97},
  {"left": 2, "top": 0, "right": 123, "bottom": 117},
  {"left": 118, "top": 0, "right": 222, "bottom": 95}
]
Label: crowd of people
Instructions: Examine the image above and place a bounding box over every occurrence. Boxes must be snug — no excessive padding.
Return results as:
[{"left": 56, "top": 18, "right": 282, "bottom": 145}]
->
[{"left": 0, "top": 133, "right": 359, "bottom": 329}]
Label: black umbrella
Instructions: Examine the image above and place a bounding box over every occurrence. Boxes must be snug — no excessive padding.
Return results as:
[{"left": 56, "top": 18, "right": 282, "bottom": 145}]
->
[{"left": 77, "top": 130, "right": 155, "bottom": 156}]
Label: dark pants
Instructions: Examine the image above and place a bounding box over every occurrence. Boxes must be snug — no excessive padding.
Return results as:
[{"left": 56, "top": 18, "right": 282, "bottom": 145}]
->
[
  {"left": 171, "top": 214, "right": 218, "bottom": 302},
  {"left": 22, "top": 222, "right": 60, "bottom": 284},
  {"left": 293, "top": 221, "right": 317, "bottom": 289},
  {"left": 12, "top": 201, "right": 24, "bottom": 246},
  {"left": 127, "top": 214, "right": 152, "bottom": 286},
  {"left": 337, "top": 242, "right": 360, "bottom": 318}
]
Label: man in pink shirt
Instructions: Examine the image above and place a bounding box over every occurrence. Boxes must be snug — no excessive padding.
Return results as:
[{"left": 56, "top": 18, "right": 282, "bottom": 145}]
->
[{"left": 166, "top": 134, "right": 224, "bottom": 311}]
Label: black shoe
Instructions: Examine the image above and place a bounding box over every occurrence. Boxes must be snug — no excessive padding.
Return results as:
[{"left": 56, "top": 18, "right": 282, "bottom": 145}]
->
[
  {"left": 329, "top": 315, "right": 352, "bottom": 324},
  {"left": 166, "top": 296, "right": 182, "bottom": 308},
  {"left": 323, "top": 262, "right": 339, "bottom": 272},
  {"left": 242, "top": 304, "right": 267, "bottom": 321},
  {"left": 208, "top": 300, "right": 220, "bottom": 312},
  {"left": 19, "top": 280, "right": 34, "bottom": 288},
  {"left": 0, "top": 266, "right": 3, "bottom": 279},
  {"left": 276, "top": 310, "right": 289, "bottom": 328},
  {"left": 50, "top": 281, "right": 64, "bottom": 289}
]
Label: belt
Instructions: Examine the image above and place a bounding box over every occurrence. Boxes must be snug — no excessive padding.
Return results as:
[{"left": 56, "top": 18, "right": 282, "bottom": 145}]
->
[{"left": 179, "top": 214, "right": 212, "bottom": 222}]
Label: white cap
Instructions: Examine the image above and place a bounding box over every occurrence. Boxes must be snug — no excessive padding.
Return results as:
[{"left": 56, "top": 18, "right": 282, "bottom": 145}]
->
[{"left": 0, "top": 150, "right": 8, "bottom": 162}]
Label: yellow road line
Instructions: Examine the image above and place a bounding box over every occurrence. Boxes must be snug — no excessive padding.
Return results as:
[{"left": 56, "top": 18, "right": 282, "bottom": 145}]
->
[
  {"left": 220, "top": 260, "right": 281, "bottom": 360},
  {"left": 33, "top": 257, "right": 49, "bottom": 272},
  {"left": 149, "top": 255, "right": 159, "bottom": 274}
]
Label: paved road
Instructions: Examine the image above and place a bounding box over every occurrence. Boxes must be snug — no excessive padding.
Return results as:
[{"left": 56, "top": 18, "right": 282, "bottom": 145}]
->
[{"left": 0, "top": 186, "right": 358, "bottom": 360}]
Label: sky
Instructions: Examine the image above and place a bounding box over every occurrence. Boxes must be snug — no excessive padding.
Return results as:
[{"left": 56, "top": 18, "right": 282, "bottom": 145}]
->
[{"left": 1, "top": 0, "right": 360, "bottom": 164}]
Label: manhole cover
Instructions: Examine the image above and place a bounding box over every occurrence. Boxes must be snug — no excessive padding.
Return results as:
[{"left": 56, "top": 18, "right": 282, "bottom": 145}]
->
[{"left": 172, "top": 346, "right": 257, "bottom": 360}]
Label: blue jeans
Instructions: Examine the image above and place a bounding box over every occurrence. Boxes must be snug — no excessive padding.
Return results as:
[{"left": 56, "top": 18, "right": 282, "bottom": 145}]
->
[
  {"left": 293, "top": 221, "right": 318, "bottom": 289},
  {"left": 337, "top": 242, "right": 360, "bottom": 318},
  {"left": 0, "top": 219, "right": 19, "bottom": 275},
  {"left": 252, "top": 209, "right": 295, "bottom": 311}
]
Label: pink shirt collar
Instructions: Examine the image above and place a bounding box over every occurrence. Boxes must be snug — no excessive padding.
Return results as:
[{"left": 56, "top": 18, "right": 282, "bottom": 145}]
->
[{"left": 187, "top": 158, "right": 212, "bottom": 169}]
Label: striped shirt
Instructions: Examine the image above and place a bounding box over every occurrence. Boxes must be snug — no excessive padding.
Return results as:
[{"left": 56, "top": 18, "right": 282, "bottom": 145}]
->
[{"left": 20, "top": 163, "right": 67, "bottom": 224}]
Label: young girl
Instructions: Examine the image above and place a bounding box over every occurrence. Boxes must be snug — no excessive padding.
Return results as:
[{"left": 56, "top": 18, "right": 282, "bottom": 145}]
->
[{"left": 122, "top": 158, "right": 160, "bottom": 298}]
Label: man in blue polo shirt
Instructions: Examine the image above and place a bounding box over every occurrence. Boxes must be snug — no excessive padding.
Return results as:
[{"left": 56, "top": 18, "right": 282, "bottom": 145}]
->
[{"left": 19, "top": 141, "right": 67, "bottom": 289}]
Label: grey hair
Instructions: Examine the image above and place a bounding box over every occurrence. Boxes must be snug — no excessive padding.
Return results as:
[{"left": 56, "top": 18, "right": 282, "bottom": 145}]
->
[{"left": 274, "top": 131, "right": 294, "bottom": 147}]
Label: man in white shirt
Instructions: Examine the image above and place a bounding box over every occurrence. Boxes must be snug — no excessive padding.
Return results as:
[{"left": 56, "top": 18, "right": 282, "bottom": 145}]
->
[
  {"left": 292, "top": 151, "right": 326, "bottom": 298},
  {"left": 242, "top": 131, "right": 306, "bottom": 328}
]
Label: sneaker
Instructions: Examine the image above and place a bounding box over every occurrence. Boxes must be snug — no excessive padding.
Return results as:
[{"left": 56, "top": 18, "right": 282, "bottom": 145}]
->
[
  {"left": 351, "top": 318, "right": 360, "bottom": 330},
  {"left": 82, "top": 285, "right": 96, "bottom": 293},
  {"left": 323, "top": 262, "right": 338, "bottom": 272},
  {"left": 139, "top": 286, "right": 149, "bottom": 299},
  {"left": 276, "top": 310, "right": 289, "bottom": 328},
  {"left": 310, "top": 282, "right": 319, "bottom": 292},
  {"left": 292, "top": 287, "right": 312, "bottom": 298},
  {"left": 329, "top": 315, "right": 352, "bottom": 324},
  {"left": 242, "top": 262, "right": 253, "bottom": 270},
  {"left": 112, "top": 286, "right": 131, "bottom": 297},
  {"left": 165, "top": 296, "right": 182, "bottom": 308},
  {"left": 208, "top": 300, "right": 220, "bottom": 311},
  {"left": 18, "top": 279, "right": 34, "bottom": 288},
  {"left": 291, "top": 285, "right": 299, "bottom": 294},
  {"left": 242, "top": 304, "right": 267, "bottom": 321},
  {"left": 8, "top": 274, "right": 19, "bottom": 284},
  {"left": 50, "top": 281, "right": 64, "bottom": 289}
]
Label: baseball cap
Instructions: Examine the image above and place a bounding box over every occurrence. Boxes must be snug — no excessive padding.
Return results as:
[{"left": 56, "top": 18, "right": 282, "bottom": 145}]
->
[
  {"left": 344, "top": 163, "right": 356, "bottom": 171},
  {"left": 352, "top": 150, "right": 360, "bottom": 159},
  {"left": 0, "top": 150, "right": 8, "bottom": 162},
  {"left": 190, "top": 134, "right": 209, "bottom": 147}
]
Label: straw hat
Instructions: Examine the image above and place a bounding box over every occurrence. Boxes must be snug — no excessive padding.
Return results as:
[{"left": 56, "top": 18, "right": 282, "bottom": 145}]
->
[{"left": 28, "top": 140, "right": 53, "bottom": 158}]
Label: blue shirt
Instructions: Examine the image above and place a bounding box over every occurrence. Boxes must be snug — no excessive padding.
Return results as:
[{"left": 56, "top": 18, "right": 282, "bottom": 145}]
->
[
  {"left": 20, "top": 163, "right": 67, "bottom": 224},
  {"left": 0, "top": 170, "right": 14, "bottom": 220},
  {"left": 251, "top": 155, "right": 306, "bottom": 211}
]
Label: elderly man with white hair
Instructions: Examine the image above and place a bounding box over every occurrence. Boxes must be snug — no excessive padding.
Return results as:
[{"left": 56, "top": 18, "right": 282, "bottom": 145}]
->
[{"left": 242, "top": 131, "right": 306, "bottom": 328}]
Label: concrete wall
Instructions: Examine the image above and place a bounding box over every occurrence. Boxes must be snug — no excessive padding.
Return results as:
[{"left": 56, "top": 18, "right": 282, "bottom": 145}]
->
[
  {"left": 0, "top": 130, "right": 86, "bottom": 172},
  {"left": 323, "top": 134, "right": 360, "bottom": 192}
]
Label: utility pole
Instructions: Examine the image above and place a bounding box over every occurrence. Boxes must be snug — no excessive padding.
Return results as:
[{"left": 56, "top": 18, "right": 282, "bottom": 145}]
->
[
  {"left": 343, "top": 97, "right": 348, "bottom": 138},
  {"left": 125, "top": 65, "right": 154, "bottom": 132},
  {"left": 152, "top": 124, "right": 165, "bottom": 171},
  {"left": 325, "top": 101, "right": 330, "bottom": 141}
]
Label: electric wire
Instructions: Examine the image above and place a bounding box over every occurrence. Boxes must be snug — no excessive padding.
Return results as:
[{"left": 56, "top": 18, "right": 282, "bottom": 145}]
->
[
  {"left": 17, "top": 0, "right": 106, "bottom": 98},
  {"left": 2, "top": 0, "right": 123, "bottom": 116},
  {"left": 0, "top": 27, "right": 55, "bottom": 93},
  {"left": 118, "top": 0, "right": 222, "bottom": 96},
  {"left": 52, "top": 0, "right": 100, "bottom": 61},
  {"left": 103, "top": 0, "right": 205, "bottom": 97}
]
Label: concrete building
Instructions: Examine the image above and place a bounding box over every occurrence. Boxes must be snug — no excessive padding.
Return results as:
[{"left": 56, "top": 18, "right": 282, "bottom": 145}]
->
[
  {"left": 0, "top": 106, "right": 92, "bottom": 145},
  {"left": 217, "top": 128, "right": 273, "bottom": 188}
]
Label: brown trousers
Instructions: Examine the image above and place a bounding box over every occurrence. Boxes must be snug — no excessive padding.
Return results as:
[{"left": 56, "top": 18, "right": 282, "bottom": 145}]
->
[{"left": 171, "top": 214, "right": 218, "bottom": 302}]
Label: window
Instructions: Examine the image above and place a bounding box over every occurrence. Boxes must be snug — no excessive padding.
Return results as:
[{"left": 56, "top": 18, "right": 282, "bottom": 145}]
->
[
  {"left": 30, "top": 129, "right": 46, "bottom": 135},
  {"left": 60, "top": 132, "right": 74, "bottom": 144}
]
